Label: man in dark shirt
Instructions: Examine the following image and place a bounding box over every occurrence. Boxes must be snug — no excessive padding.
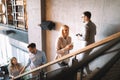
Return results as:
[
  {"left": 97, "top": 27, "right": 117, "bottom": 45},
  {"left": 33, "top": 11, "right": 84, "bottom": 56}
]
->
[{"left": 81, "top": 11, "right": 96, "bottom": 74}]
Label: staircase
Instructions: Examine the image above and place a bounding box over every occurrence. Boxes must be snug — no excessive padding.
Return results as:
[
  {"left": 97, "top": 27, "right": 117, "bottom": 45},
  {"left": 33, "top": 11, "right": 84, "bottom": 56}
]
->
[
  {"left": 13, "top": 32, "right": 120, "bottom": 80},
  {"left": 101, "top": 57, "right": 120, "bottom": 80}
]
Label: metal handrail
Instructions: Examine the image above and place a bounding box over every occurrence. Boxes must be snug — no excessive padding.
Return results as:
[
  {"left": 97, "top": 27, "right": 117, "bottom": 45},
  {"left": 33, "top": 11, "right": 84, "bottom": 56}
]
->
[{"left": 14, "top": 32, "right": 120, "bottom": 79}]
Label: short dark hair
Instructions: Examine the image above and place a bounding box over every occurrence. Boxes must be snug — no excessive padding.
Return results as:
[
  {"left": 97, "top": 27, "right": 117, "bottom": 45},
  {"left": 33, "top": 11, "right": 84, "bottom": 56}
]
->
[
  {"left": 83, "top": 11, "right": 91, "bottom": 19},
  {"left": 27, "top": 43, "right": 36, "bottom": 48}
]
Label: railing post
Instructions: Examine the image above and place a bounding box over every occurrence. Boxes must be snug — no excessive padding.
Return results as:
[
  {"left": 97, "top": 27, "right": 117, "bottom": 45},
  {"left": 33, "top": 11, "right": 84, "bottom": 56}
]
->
[
  {"left": 72, "top": 55, "right": 79, "bottom": 80},
  {"left": 80, "top": 67, "right": 84, "bottom": 80}
]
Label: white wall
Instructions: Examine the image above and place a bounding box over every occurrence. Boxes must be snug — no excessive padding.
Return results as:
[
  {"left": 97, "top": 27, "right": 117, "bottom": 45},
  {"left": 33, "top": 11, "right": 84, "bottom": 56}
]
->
[
  {"left": 26, "top": 0, "right": 120, "bottom": 71},
  {"left": 27, "top": 0, "right": 42, "bottom": 50},
  {"left": 45, "top": 0, "right": 120, "bottom": 70}
]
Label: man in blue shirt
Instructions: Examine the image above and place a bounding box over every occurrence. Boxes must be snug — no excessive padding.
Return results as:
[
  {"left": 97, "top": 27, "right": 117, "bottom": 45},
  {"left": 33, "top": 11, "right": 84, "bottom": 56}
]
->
[{"left": 22, "top": 43, "right": 47, "bottom": 79}]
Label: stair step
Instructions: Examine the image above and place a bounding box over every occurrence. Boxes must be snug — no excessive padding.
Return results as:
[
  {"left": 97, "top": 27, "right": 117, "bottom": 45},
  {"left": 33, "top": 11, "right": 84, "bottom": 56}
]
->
[
  {"left": 100, "top": 58, "right": 120, "bottom": 80},
  {"left": 77, "top": 67, "right": 100, "bottom": 80}
]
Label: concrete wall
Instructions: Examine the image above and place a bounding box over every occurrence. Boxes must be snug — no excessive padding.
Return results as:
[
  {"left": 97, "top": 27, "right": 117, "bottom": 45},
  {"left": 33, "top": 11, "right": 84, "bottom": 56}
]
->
[
  {"left": 27, "top": 0, "right": 42, "bottom": 50},
  {"left": 45, "top": 0, "right": 120, "bottom": 70},
  {"left": 26, "top": 0, "right": 120, "bottom": 71}
]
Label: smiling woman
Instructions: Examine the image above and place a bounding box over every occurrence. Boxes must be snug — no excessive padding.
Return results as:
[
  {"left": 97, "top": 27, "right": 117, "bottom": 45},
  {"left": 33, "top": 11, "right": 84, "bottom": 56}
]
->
[
  {"left": 55, "top": 25, "right": 73, "bottom": 67},
  {"left": 8, "top": 57, "right": 24, "bottom": 80}
]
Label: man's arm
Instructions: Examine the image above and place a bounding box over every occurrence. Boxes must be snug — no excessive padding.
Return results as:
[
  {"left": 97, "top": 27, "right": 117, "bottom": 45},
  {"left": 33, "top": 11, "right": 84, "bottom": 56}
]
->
[
  {"left": 42, "top": 51, "right": 47, "bottom": 64},
  {"left": 25, "top": 59, "right": 31, "bottom": 68},
  {"left": 80, "top": 25, "right": 90, "bottom": 46},
  {"left": 20, "top": 59, "right": 31, "bottom": 74}
]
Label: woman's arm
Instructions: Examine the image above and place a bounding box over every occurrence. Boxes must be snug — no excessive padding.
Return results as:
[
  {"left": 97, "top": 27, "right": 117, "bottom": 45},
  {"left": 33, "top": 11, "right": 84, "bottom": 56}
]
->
[{"left": 56, "top": 37, "right": 73, "bottom": 54}]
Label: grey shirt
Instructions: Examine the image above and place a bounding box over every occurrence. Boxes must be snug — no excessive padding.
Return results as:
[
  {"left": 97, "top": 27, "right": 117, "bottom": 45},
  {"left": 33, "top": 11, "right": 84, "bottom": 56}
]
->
[{"left": 82, "top": 21, "right": 96, "bottom": 45}]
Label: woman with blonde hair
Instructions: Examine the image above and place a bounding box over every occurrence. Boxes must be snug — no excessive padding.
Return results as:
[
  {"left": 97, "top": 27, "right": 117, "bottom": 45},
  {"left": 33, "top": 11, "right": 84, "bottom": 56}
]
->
[
  {"left": 8, "top": 57, "right": 24, "bottom": 80},
  {"left": 55, "top": 25, "right": 73, "bottom": 67}
]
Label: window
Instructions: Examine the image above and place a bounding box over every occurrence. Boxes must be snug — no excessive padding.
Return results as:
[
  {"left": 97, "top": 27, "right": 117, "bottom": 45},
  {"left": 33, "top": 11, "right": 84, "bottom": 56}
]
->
[
  {"left": 0, "top": 0, "right": 27, "bottom": 30},
  {"left": 0, "top": 34, "right": 28, "bottom": 66}
]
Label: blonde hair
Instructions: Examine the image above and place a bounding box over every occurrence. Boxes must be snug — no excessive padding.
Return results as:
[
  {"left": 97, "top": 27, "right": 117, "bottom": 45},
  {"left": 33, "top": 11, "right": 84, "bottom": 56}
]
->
[
  {"left": 10, "top": 57, "right": 21, "bottom": 70},
  {"left": 60, "top": 25, "right": 69, "bottom": 37}
]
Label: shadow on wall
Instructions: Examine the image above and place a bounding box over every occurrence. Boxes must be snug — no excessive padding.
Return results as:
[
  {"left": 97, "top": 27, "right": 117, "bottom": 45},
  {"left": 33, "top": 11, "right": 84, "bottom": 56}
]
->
[
  {"left": 103, "top": 24, "right": 120, "bottom": 37},
  {"left": 54, "top": 22, "right": 68, "bottom": 31}
]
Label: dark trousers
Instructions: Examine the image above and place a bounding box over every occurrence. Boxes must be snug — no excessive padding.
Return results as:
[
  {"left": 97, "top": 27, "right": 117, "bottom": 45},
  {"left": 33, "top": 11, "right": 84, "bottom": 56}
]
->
[
  {"left": 82, "top": 49, "right": 92, "bottom": 74},
  {"left": 58, "top": 61, "right": 68, "bottom": 67}
]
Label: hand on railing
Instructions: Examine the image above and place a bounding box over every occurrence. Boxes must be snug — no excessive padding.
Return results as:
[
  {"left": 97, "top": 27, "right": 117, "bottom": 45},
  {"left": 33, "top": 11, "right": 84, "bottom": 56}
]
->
[
  {"left": 9, "top": 76, "right": 14, "bottom": 80},
  {"left": 19, "top": 66, "right": 26, "bottom": 74},
  {"left": 14, "top": 32, "right": 120, "bottom": 80}
]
